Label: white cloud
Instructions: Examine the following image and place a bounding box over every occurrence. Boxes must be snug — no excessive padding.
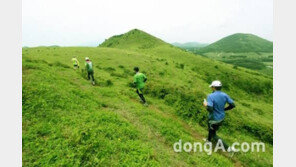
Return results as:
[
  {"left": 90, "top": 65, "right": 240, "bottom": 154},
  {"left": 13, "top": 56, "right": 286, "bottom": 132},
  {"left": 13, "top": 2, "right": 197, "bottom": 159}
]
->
[{"left": 22, "top": 0, "right": 273, "bottom": 46}]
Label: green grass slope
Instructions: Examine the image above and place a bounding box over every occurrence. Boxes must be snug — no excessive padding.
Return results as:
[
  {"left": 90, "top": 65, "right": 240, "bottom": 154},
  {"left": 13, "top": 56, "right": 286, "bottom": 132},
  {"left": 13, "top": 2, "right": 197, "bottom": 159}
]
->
[
  {"left": 198, "top": 33, "right": 273, "bottom": 53},
  {"left": 23, "top": 30, "right": 273, "bottom": 166}
]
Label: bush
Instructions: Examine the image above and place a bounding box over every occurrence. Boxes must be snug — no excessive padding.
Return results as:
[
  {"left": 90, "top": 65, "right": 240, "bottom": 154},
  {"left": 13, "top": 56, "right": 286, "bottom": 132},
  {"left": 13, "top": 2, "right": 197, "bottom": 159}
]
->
[
  {"left": 159, "top": 71, "right": 165, "bottom": 76},
  {"left": 103, "top": 67, "right": 116, "bottom": 72},
  {"left": 106, "top": 80, "right": 113, "bottom": 86}
]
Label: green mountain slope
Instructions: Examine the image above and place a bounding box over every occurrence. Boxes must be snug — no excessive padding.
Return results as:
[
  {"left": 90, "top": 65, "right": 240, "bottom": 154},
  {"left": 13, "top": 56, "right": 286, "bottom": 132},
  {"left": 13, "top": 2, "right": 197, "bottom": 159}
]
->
[
  {"left": 198, "top": 33, "right": 273, "bottom": 53},
  {"left": 23, "top": 30, "right": 273, "bottom": 166}
]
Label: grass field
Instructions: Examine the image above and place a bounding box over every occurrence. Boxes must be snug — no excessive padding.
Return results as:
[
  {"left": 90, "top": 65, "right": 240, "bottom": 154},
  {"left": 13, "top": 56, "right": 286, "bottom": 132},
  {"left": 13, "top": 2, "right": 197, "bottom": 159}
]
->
[{"left": 22, "top": 30, "right": 273, "bottom": 166}]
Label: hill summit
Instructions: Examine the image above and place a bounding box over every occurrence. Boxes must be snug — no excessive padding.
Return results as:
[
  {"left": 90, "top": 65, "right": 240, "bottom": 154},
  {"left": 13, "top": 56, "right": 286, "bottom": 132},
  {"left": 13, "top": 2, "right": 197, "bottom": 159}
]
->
[
  {"left": 99, "top": 29, "right": 168, "bottom": 49},
  {"left": 198, "top": 33, "right": 273, "bottom": 53}
]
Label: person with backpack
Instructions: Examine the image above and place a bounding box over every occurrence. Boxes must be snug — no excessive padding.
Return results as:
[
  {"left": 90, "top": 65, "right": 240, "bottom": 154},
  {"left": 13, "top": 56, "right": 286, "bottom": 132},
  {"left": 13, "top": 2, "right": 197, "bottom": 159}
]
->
[
  {"left": 203, "top": 80, "right": 236, "bottom": 152},
  {"left": 133, "top": 67, "right": 148, "bottom": 106},
  {"left": 71, "top": 57, "right": 80, "bottom": 69},
  {"left": 85, "top": 57, "right": 95, "bottom": 85}
]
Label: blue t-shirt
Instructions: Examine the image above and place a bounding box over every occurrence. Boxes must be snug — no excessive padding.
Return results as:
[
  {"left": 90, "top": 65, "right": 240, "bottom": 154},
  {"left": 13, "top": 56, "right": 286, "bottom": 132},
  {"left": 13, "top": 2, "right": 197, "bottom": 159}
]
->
[{"left": 207, "top": 91, "right": 234, "bottom": 121}]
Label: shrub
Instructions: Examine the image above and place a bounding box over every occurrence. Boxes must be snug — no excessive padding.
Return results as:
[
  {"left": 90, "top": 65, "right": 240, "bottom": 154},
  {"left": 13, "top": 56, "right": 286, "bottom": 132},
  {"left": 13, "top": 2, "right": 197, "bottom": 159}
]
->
[
  {"left": 175, "top": 63, "right": 185, "bottom": 69},
  {"left": 159, "top": 72, "right": 165, "bottom": 76},
  {"left": 103, "top": 67, "right": 116, "bottom": 72},
  {"left": 106, "top": 80, "right": 113, "bottom": 86}
]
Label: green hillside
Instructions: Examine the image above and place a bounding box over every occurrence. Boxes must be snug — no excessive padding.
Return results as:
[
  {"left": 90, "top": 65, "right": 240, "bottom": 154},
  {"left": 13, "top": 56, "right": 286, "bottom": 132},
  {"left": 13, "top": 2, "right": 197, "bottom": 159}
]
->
[
  {"left": 23, "top": 30, "right": 273, "bottom": 166},
  {"left": 198, "top": 33, "right": 273, "bottom": 53}
]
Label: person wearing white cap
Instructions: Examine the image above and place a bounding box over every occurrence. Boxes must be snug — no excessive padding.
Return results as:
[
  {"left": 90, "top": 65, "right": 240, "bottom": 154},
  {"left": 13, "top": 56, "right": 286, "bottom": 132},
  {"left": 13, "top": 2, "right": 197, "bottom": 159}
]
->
[
  {"left": 203, "top": 80, "right": 236, "bottom": 152},
  {"left": 85, "top": 57, "right": 95, "bottom": 85}
]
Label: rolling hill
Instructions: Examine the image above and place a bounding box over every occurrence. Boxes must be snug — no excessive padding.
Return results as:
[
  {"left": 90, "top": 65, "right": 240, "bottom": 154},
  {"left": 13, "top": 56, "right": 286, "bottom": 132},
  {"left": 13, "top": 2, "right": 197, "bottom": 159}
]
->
[
  {"left": 23, "top": 29, "right": 273, "bottom": 166},
  {"left": 197, "top": 33, "right": 273, "bottom": 53}
]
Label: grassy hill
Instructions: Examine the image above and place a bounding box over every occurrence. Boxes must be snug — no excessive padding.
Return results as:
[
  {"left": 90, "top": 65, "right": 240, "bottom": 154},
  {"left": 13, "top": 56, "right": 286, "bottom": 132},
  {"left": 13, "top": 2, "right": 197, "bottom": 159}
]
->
[
  {"left": 99, "top": 29, "right": 169, "bottom": 49},
  {"left": 23, "top": 29, "right": 273, "bottom": 166},
  {"left": 197, "top": 33, "right": 273, "bottom": 53},
  {"left": 178, "top": 34, "right": 273, "bottom": 76}
]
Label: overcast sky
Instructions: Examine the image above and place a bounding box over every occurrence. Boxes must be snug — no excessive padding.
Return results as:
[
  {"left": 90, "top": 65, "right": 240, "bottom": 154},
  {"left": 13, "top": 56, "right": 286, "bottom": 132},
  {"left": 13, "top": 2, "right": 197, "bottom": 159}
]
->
[{"left": 22, "top": 0, "right": 273, "bottom": 46}]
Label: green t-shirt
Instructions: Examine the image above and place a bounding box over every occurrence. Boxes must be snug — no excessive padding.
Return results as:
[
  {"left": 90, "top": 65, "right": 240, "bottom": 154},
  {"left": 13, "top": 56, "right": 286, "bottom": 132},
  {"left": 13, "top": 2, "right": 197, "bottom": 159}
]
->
[
  {"left": 85, "top": 61, "right": 93, "bottom": 72},
  {"left": 133, "top": 72, "right": 147, "bottom": 89}
]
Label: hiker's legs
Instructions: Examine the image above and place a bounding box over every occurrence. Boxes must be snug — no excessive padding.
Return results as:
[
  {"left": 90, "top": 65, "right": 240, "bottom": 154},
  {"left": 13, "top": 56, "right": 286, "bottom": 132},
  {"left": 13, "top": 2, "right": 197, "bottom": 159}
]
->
[
  {"left": 136, "top": 89, "right": 146, "bottom": 103},
  {"left": 90, "top": 72, "right": 95, "bottom": 82},
  {"left": 208, "top": 123, "right": 229, "bottom": 149},
  {"left": 139, "top": 94, "right": 146, "bottom": 103},
  {"left": 207, "top": 123, "right": 217, "bottom": 141},
  {"left": 87, "top": 72, "right": 91, "bottom": 80}
]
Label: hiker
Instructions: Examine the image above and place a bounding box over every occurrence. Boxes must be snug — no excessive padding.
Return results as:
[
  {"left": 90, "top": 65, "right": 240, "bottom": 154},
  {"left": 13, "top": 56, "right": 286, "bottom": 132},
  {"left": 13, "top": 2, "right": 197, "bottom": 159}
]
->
[
  {"left": 133, "top": 67, "right": 147, "bottom": 105},
  {"left": 85, "top": 57, "right": 95, "bottom": 85},
  {"left": 71, "top": 57, "right": 80, "bottom": 69},
  {"left": 203, "top": 80, "right": 236, "bottom": 151}
]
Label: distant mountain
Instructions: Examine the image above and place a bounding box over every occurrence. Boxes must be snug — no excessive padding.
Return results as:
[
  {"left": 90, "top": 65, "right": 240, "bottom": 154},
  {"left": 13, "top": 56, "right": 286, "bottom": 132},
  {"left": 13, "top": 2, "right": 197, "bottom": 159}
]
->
[
  {"left": 197, "top": 33, "right": 273, "bottom": 53},
  {"left": 172, "top": 42, "right": 208, "bottom": 49}
]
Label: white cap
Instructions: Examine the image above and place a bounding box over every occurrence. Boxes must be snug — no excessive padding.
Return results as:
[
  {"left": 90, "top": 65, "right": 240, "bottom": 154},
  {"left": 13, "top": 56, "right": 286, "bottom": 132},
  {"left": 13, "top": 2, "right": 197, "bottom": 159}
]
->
[
  {"left": 85, "top": 57, "right": 90, "bottom": 60},
  {"left": 209, "top": 80, "right": 222, "bottom": 87}
]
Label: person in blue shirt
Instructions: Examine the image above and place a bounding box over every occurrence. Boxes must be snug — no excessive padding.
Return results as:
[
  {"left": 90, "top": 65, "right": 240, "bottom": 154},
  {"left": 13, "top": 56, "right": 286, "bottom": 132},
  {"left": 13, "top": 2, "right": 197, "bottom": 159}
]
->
[{"left": 203, "top": 80, "right": 235, "bottom": 151}]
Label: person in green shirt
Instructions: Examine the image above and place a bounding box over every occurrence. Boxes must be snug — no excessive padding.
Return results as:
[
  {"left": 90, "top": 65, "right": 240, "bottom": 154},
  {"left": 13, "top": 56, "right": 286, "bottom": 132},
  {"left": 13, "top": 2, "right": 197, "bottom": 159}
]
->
[
  {"left": 133, "top": 67, "right": 147, "bottom": 105},
  {"left": 85, "top": 57, "right": 95, "bottom": 85},
  {"left": 71, "top": 57, "right": 79, "bottom": 69}
]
